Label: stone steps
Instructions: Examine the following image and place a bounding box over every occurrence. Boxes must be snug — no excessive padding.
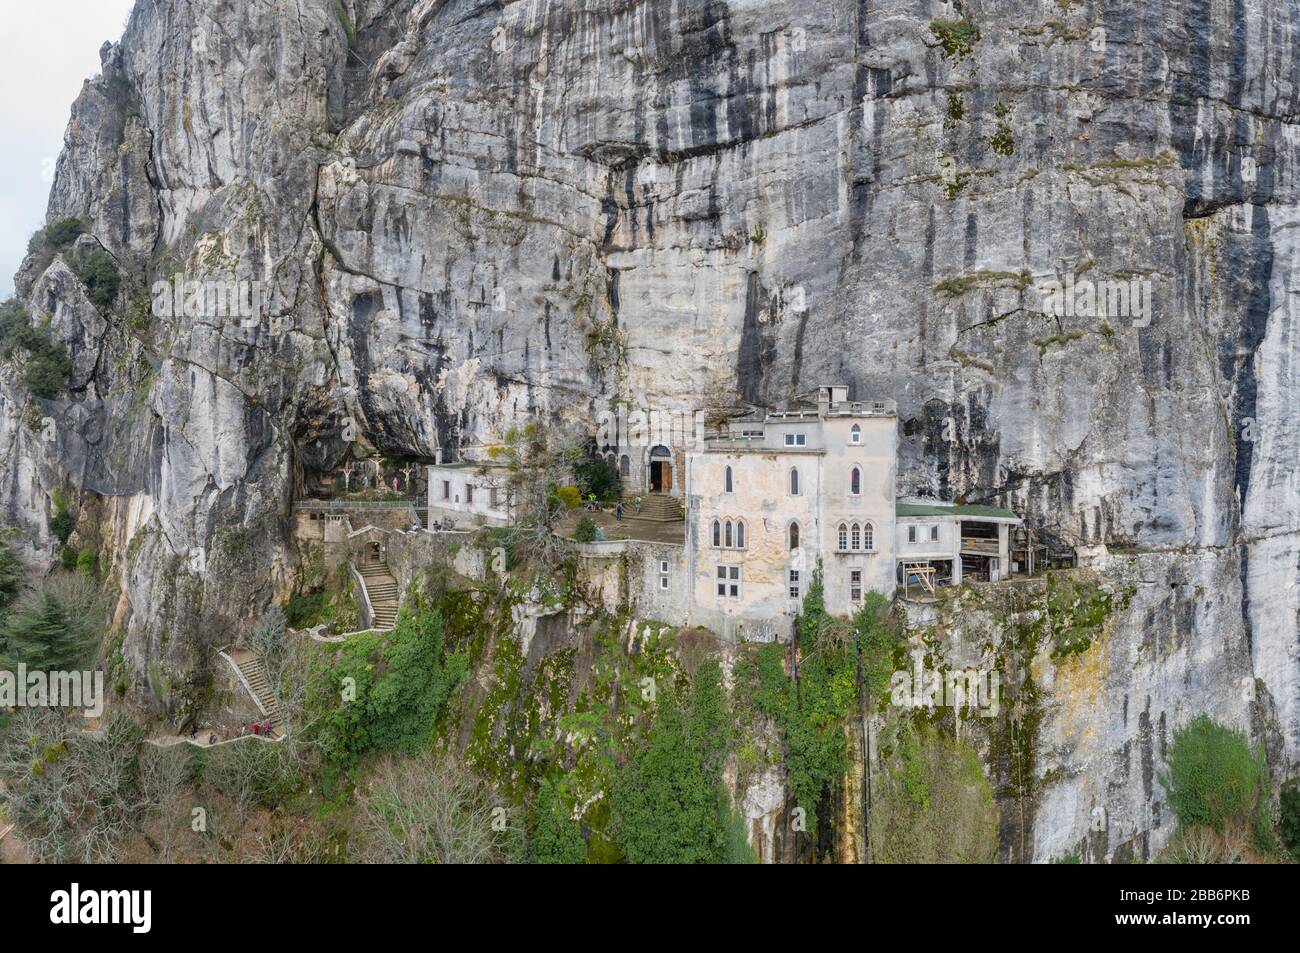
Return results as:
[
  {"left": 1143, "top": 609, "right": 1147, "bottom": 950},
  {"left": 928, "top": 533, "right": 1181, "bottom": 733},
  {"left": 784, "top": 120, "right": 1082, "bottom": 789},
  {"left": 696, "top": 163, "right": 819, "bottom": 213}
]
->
[
  {"left": 357, "top": 560, "right": 399, "bottom": 630},
  {"left": 233, "top": 655, "right": 283, "bottom": 739}
]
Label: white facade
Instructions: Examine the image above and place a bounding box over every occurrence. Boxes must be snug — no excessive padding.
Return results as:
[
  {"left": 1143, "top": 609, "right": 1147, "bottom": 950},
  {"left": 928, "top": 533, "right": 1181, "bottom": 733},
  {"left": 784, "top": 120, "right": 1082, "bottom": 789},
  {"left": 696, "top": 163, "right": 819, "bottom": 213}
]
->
[
  {"left": 426, "top": 462, "right": 511, "bottom": 528},
  {"left": 682, "top": 387, "right": 898, "bottom": 640}
]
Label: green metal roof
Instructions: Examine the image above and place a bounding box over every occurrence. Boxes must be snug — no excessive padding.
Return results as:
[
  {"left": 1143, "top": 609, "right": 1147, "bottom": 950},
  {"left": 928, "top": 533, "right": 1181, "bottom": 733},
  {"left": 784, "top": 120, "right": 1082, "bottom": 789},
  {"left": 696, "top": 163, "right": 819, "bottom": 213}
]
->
[{"left": 896, "top": 502, "right": 1020, "bottom": 521}]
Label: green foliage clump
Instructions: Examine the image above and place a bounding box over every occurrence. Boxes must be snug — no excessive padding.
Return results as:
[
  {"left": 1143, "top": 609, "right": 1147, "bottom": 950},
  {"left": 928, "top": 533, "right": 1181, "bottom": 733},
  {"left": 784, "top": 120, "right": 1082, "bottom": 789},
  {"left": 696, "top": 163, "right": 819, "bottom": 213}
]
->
[
  {"left": 930, "top": 18, "right": 981, "bottom": 60},
  {"left": 733, "top": 569, "right": 898, "bottom": 833},
  {"left": 571, "top": 516, "right": 598, "bottom": 542},
  {"left": 1279, "top": 778, "right": 1300, "bottom": 858},
  {"left": 333, "top": 0, "right": 357, "bottom": 48},
  {"left": 573, "top": 456, "right": 620, "bottom": 502},
  {"left": 68, "top": 248, "right": 121, "bottom": 311},
  {"left": 0, "top": 526, "right": 24, "bottom": 614},
  {"left": 0, "top": 299, "right": 72, "bottom": 399},
  {"left": 48, "top": 502, "right": 75, "bottom": 546},
  {"left": 528, "top": 778, "right": 587, "bottom": 864},
  {"left": 309, "top": 601, "right": 467, "bottom": 772},
  {"left": 991, "top": 102, "right": 1015, "bottom": 156},
  {"left": 611, "top": 658, "right": 744, "bottom": 863},
  {"left": 41, "top": 218, "right": 85, "bottom": 249},
  {"left": 870, "top": 723, "right": 998, "bottom": 863},
  {"left": 1159, "top": 714, "right": 1274, "bottom": 854}
]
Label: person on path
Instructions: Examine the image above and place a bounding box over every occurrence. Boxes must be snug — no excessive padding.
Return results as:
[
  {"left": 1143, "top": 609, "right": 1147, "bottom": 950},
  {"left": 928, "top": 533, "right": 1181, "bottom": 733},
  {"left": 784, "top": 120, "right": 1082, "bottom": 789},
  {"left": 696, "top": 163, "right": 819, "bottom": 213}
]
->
[{"left": 615, "top": 502, "right": 623, "bottom": 521}]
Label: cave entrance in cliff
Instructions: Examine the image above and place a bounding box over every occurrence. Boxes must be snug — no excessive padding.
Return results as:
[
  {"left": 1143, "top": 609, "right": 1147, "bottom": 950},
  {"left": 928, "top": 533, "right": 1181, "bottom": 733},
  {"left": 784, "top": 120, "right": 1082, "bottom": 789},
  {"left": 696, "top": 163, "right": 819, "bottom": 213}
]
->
[{"left": 648, "top": 445, "right": 673, "bottom": 494}]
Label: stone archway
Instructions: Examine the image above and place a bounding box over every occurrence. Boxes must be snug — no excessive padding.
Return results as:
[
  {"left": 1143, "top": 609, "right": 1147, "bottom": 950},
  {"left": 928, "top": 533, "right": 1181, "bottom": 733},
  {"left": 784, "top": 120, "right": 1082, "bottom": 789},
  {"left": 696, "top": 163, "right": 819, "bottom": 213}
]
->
[{"left": 647, "top": 444, "right": 674, "bottom": 494}]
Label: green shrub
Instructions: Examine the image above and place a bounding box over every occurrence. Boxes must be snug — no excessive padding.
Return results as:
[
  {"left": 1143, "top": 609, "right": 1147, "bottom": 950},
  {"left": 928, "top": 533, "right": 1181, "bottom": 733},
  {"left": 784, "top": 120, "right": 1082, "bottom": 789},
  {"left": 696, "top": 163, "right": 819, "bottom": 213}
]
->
[
  {"left": 930, "top": 18, "right": 981, "bottom": 60},
  {"left": 610, "top": 659, "right": 752, "bottom": 864},
  {"left": 58, "top": 546, "right": 78, "bottom": 571},
  {"left": 572, "top": 516, "right": 598, "bottom": 542},
  {"left": 74, "top": 549, "right": 97, "bottom": 577},
  {"left": 42, "top": 218, "right": 85, "bottom": 249},
  {"left": 0, "top": 300, "right": 72, "bottom": 399},
  {"left": 573, "top": 456, "right": 620, "bottom": 502},
  {"left": 1279, "top": 778, "right": 1300, "bottom": 857},
  {"left": 48, "top": 507, "right": 75, "bottom": 546},
  {"left": 68, "top": 248, "right": 120, "bottom": 311},
  {"left": 308, "top": 602, "right": 466, "bottom": 771},
  {"left": 1160, "top": 714, "right": 1267, "bottom": 833},
  {"left": 332, "top": 0, "right": 357, "bottom": 48},
  {"left": 0, "top": 526, "right": 24, "bottom": 614},
  {"left": 529, "top": 779, "right": 587, "bottom": 864},
  {"left": 870, "top": 724, "right": 998, "bottom": 863}
]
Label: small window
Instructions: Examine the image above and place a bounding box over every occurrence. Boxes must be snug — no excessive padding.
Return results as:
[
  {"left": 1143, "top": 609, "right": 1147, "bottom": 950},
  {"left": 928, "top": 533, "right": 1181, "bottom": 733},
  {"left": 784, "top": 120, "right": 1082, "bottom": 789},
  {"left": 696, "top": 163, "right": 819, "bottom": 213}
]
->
[
  {"left": 790, "top": 467, "right": 800, "bottom": 496},
  {"left": 660, "top": 560, "right": 670, "bottom": 573},
  {"left": 850, "top": 569, "right": 863, "bottom": 602},
  {"left": 660, "top": 575, "right": 669, "bottom": 590},
  {"left": 907, "top": 525, "right": 917, "bottom": 543},
  {"left": 465, "top": 484, "right": 474, "bottom": 505},
  {"left": 783, "top": 433, "right": 806, "bottom": 447},
  {"left": 850, "top": 424, "right": 861, "bottom": 445},
  {"left": 442, "top": 480, "right": 450, "bottom": 500},
  {"left": 717, "top": 565, "right": 741, "bottom": 598},
  {"left": 929, "top": 525, "right": 939, "bottom": 542},
  {"left": 789, "top": 522, "right": 800, "bottom": 550},
  {"left": 712, "top": 520, "right": 721, "bottom": 548},
  {"left": 850, "top": 466, "right": 861, "bottom": 495},
  {"left": 789, "top": 569, "right": 801, "bottom": 600},
  {"left": 724, "top": 465, "right": 733, "bottom": 494},
  {"left": 838, "top": 523, "right": 848, "bottom": 551},
  {"left": 620, "top": 454, "right": 630, "bottom": 477},
  {"left": 736, "top": 520, "right": 746, "bottom": 549},
  {"left": 851, "top": 523, "right": 861, "bottom": 550},
  {"left": 489, "top": 487, "right": 499, "bottom": 507},
  {"left": 725, "top": 520, "right": 733, "bottom": 548},
  {"left": 863, "top": 522, "right": 874, "bottom": 551}
]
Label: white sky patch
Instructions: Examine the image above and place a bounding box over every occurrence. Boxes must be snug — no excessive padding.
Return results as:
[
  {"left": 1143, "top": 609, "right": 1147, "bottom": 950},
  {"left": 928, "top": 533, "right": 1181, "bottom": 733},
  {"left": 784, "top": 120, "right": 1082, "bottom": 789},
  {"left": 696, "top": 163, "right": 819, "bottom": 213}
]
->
[{"left": 0, "top": 0, "right": 136, "bottom": 299}]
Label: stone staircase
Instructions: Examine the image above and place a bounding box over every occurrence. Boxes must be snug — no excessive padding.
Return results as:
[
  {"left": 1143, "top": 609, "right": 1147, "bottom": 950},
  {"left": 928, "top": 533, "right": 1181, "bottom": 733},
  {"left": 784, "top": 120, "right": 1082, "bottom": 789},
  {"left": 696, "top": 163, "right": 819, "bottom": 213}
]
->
[
  {"left": 230, "top": 650, "right": 283, "bottom": 739},
  {"left": 358, "top": 560, "right": 399, "bottom": 629},
  {"left": 627, "top": 493, "right": 684, "bottom": 522}
]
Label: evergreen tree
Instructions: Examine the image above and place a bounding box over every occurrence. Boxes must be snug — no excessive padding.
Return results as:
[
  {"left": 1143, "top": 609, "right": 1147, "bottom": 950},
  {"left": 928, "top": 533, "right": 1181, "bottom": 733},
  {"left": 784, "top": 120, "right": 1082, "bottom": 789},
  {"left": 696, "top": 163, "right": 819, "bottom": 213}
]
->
[
  {"left": 0, "top": 526, "right": 24, "bottom": 615},
  {"left": 0, "top": 573, "right": 102, "bottom": 670}
]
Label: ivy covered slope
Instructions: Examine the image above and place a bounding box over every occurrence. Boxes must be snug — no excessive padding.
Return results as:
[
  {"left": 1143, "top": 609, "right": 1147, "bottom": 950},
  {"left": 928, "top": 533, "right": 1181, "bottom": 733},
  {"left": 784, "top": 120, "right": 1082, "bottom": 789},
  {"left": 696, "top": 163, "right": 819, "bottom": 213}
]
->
[{"left": 0, "top": 0, "right": 1296, "bottom": 860}]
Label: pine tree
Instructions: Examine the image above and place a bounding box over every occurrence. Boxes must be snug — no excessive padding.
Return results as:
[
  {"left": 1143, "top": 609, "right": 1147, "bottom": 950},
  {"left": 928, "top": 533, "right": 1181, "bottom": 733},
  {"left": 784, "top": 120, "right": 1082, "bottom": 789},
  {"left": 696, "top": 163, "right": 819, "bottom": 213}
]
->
[{"left": 0, "top": 575, "right": 101, "bottom": 671}]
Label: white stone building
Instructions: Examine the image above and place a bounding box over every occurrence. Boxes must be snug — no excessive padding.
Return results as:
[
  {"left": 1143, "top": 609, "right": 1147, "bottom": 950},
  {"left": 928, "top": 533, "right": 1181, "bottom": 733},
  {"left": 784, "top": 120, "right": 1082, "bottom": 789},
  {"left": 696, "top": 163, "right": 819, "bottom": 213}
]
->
[
  {"left": 682, "top": 386, "right": 899, "bottom": 640},
  {"left": 426, "top": 460, "right": 512, "bottom": 528}
]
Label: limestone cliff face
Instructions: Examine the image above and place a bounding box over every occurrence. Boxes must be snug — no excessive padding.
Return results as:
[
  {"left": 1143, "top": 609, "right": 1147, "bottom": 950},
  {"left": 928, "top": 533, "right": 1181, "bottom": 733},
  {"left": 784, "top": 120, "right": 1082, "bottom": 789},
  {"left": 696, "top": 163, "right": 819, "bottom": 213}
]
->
[{"left": 0, "top": 0, "right": 1296, "bottom": 860}]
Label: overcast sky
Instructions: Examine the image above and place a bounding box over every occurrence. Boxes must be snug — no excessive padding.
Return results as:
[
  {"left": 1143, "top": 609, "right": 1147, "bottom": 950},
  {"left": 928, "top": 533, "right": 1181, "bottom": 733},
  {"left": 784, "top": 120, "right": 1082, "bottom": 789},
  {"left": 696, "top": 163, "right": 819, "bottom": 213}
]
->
[{"left": 0, "top": 1, "right": 137, "bottom": 299}]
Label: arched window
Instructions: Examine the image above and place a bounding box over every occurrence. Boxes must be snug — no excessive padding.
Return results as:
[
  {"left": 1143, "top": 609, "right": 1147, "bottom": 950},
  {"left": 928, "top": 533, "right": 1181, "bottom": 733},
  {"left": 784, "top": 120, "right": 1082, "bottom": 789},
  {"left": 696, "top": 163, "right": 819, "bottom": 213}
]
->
[
  {"left": 620, "top": 454, "right": 630, "bottom": 477},
  {"left": 850, "top": 424, "right": 861, "bottom": 445},
  {"left": 863, "top": 521, "right": 874, "bottom": 551},
  {"left": 712, "top": 519, "right": 721, "bottom": 548},
  {"left": 724, "top": 465, "right": 733, "bottom": 493},
  {"left": 850, "top": 466, "right": 861, "bottom": 495},
  {"left": 790, "top": 467, "right": 800, "bottom": 496},
  {"left": 838, "top": 523, "right": 848, "bottom": 551},
  {"left": 789, "top": 522, "right": 800, "bottom": 550},
  {"left": 851, "top": 523, "right": 861, "bottom": 550},
  {"left": 736, "top": 520, "right": 746, "bottom": 548},
  {"left": 725, "top": 520, "right": 733, "bottom": 548}
]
